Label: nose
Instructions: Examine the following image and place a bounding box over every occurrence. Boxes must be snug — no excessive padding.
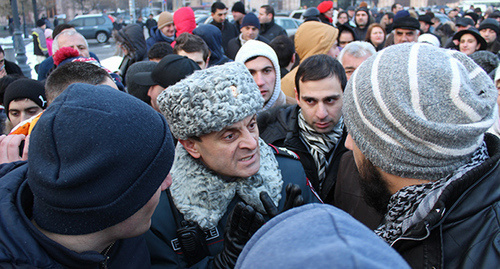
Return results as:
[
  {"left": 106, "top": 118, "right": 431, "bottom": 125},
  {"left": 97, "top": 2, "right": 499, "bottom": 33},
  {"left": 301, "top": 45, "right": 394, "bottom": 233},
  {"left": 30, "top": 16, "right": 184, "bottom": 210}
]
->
[
  {"left": 315, "top": 102, "right": 328, "bottom": 119},
  {"left": 253, "top": 72, "right": 264, "bottom": 87},
  {"left": 345, "top": 134, "right": 354, "bottom": 150},
  {"left": 239, "top": 128, "right": 258, "bottom": 151}
]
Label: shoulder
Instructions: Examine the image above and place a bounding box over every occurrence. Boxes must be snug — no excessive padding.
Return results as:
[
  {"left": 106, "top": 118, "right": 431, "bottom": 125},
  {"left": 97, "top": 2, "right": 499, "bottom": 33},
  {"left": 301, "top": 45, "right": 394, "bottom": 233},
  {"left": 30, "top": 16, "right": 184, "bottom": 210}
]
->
[{"left": 268, "top": 144, "right": 300, "bottom": 160}]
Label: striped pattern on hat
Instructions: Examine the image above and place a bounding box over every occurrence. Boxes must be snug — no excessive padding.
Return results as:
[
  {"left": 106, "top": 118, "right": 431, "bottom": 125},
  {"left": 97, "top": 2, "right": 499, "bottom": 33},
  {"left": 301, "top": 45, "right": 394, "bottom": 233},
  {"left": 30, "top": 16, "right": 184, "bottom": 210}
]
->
[{"left": 343, "top": 43, "right": 497, "bottom": 180}]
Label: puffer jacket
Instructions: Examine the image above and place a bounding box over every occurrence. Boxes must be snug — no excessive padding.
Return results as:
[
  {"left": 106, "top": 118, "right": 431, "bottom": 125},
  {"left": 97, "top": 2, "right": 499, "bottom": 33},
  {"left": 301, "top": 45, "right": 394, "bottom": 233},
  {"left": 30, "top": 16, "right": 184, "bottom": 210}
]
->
[
  {"left": 0, "top": 162, "right": 151, "bottom": 268},
  {"left": 392, "top": 134, "right": 500, "bottom": 268}
]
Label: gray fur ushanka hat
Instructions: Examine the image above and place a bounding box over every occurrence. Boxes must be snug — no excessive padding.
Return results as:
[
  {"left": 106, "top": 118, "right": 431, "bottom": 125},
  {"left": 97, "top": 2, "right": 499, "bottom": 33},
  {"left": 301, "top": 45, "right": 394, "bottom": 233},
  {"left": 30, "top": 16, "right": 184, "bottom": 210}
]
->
[{"left": 158, "top": 62, "right": 263, "bottom": 139}]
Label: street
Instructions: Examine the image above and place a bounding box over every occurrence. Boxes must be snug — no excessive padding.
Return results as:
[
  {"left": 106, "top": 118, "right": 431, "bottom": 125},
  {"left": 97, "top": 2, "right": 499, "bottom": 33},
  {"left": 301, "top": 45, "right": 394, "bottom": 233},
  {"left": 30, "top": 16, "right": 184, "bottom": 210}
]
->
[{"left": 88, "top": 38, "right": 118, "bottom": 62}]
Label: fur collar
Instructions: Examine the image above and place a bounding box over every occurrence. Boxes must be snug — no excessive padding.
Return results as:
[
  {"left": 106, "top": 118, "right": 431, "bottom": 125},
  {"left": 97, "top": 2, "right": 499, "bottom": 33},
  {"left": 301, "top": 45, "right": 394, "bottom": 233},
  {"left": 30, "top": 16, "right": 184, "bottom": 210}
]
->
[{"left": 170, "top": 138, "right": 283, "bottom": 229}]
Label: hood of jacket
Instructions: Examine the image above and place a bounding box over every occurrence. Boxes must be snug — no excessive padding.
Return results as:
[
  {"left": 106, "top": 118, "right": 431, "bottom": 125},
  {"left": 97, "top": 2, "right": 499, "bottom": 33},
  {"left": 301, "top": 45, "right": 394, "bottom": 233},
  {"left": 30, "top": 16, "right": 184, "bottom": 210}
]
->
[
  {"left": 193, "top": 24, "right": 230, "bottom": 67},
  {"left": 119, "top": 24, "right": 147, "bottom": 61},
  {"left": 174, "top": 7, "right": 196, "bottom": 36},
  {"left": 235, "top": 40, "right": 286, "bottom": 111},
  {"left": 294, "top": 21, "right": 338, "bottom": 61}
]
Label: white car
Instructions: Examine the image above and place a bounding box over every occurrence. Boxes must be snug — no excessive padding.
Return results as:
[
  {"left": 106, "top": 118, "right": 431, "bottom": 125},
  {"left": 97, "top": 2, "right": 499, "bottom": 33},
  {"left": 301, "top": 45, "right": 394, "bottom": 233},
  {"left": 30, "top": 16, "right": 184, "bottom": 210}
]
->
[{"left": 274, "top": 16, "right": 303, "bottom": 37}]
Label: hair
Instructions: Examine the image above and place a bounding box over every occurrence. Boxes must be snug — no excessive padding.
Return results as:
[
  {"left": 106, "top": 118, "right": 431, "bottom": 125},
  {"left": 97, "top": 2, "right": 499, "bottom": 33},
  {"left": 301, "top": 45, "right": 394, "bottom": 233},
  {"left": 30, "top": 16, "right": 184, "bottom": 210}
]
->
[
  {"left": 391, "top": 3, "right": 401, "bottom": 11},
  {"left": 269, "top": 35, "right": 295, "bottom": 69},
  {"left": 295, "top": 54, "right": 347, "bottom": 96},
  {"left": 52, "top": 29, "right": 88, "bottom": 53},
  {"left": 337, "top": 41, "right": 376, "bottom": 64},
  {"left": 0, "top": 74, "right": 25, "bottom": 106},
  {"left": 211, "top": 2, "right": 227, "bottom": 13},
  {"left": 261, "top": 5, "right": 275, "bottom": 18},
  {"left": 338, "top": 27, "right": 355, "bottom": 44},
  {"left": 365, "top": 23, "right": 386, "bottom": 44},
  {"left": 337, "top": 11, "right": 348, "bottom": 20},
  {"left": 384, "top": 12, "right": 394, "bottom": 20},
  {"left": 45, "top": 62, "right": 112, "bottom": 104},
  {"left": 148, "top": 42, "right": 173, "bottom": 60},
  {"left": 173, "top": 33, "right": 210, "bottom": 62},
  {"left": 53, "top": 23, "right": 75, "bottom": 38}
]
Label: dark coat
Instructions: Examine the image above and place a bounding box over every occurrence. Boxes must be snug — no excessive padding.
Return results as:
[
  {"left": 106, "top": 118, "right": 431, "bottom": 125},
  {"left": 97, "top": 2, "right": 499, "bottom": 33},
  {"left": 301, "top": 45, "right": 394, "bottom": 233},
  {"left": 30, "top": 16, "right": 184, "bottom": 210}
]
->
[
  {"left": 37, "top": 52, "right": 100, "bottom": 81},
  {"left": 260, "top": 21, "right": 287, "bottom": 41},
  {"left": 145, "top": 18, "right": 158, "bottom": 32},
  {"left": 193, "top": 24, "right": 232, "bottom": 67},
  {"left": 0, "top": 162, "right": 151, "bottom": 268},
  {"left": 117, "top": 24, "right": 147, "bottom": 84},
  {"left": 146, "top": 26, "right": 175, "bottom": 52},
  {"left": 209, "top": 20, "right": 239, "bottom": 54},
  {"left": 225, "top": 35, "right": 270, "bottom": 60},
  {"left": 393, "top": 134, "right": 500, "bottom": 268},
  {"left": 145, "top": 149, "right": 321, "bottom": 268},
  {"left": 4, "top": 59, "right": 24, "bottom": 76},
  {"left": 486, "top": 39, "right": 500, "bottom": 54},
  {"left": 258, "top": 105, "right": 348, "bottom": 202}
]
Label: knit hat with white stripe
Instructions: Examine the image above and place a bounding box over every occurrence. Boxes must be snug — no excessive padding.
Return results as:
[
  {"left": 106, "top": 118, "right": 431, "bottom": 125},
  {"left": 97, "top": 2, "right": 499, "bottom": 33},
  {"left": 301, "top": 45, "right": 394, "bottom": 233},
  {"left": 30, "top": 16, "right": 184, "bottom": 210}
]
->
[{"left": 343, "top": 43, "right": 497, "bottom": 180}]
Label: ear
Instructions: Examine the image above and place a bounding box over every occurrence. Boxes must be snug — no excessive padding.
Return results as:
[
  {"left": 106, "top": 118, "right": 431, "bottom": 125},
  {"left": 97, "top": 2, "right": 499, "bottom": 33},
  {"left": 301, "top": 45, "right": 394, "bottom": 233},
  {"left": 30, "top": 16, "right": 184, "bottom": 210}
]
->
[
  {"left": 291, "top": 53, "right": 296, "bottom": 64},
  {"left": 295, "top": 87, "right": 300, "bottom": 105},
  {"left": 178, "top": 138, "right": 201, "bottom": 159}
]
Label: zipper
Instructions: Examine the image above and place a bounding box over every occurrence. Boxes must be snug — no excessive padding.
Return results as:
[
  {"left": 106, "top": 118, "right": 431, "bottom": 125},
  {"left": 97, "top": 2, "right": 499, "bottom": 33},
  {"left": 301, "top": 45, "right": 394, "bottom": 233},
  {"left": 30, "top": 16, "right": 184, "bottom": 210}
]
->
[{"left": 99, "top": 242, "right": 115, "bottom": 269}]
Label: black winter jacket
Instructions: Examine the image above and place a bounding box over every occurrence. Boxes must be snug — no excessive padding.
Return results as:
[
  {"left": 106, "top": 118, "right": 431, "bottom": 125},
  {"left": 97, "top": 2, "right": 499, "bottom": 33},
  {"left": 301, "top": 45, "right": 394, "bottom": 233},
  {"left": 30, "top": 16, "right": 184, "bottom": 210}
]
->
[
  {"left": 209, "top": 20, "right": 239, "bottom": 54},
  {"left": 0, "top": 162, "right": 151, "bottom": 268},
  {"left": 258, "top": 105, "right": 348, "bottom": 202},
  {"left": 225, "top": 35, "right": 270, "bottom": 60},
  {"left": 259, "top": 21, "right": 287, "bottom": 41},
  {"left": 392, "top": 134, "right": 500, "bottom": 268}
]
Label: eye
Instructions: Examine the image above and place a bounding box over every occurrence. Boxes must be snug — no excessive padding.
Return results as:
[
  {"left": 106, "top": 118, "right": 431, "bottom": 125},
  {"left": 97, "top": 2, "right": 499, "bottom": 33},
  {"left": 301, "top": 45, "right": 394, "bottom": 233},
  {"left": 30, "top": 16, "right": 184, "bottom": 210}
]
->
[
  {"left": 263, "top": 68, "right": 272, "bottom": 74},
  {"left": 9, "top": 111, "right": 19, "bottom": 117}
]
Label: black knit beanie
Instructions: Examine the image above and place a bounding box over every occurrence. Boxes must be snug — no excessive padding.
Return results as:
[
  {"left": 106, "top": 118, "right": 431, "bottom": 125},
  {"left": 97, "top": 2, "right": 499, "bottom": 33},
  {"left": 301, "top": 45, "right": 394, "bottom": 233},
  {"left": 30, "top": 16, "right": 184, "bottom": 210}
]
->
[
  {"left": 3, "top": 78, "right": 47, "bottom": 119},
  {"left": 28, "top": 83, "right": 175, "bottom": 235}
]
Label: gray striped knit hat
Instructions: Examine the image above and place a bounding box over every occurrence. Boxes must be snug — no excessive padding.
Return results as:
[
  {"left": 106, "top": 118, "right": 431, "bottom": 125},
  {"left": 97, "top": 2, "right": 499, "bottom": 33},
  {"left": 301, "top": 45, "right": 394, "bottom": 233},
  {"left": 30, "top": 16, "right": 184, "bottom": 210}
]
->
[
  {"left": 158, "top": 62, "right": 263, "bottom": 140},
  {"left": 343, "top": 43, "right": 497, "bottom": 180}
]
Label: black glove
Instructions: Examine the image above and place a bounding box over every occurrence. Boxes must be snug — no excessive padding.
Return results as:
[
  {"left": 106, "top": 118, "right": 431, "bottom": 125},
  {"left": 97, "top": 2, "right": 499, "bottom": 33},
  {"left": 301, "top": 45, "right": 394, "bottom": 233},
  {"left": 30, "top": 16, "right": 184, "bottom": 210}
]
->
[
  {"left": 260, "top": 183, "right": 305, "bottom": 218},
  {"left": 213, "top": 202, "right": 265, "bottom": 269},
  {"left": 176, "top": 220, "right": 210, "bottom": 267}
]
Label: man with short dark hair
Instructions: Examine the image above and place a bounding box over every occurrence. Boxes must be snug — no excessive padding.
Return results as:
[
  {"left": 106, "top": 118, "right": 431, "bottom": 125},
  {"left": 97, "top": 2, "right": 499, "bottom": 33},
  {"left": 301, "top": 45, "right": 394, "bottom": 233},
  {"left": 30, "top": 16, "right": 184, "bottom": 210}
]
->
[
  {"left": 147, "top": 42, "right": 174, "bottom": 62},
  {"left": 269, "top": 35, "right": 296, "bottom": 78},
  {"left": 210, "top": 2, "right": 239, "bottom": 54},
  {"left": 231, "top": 1, "right": 246, "bottom": 30},
  {"left": 380, "top": 12, "right": 394, "bottom": 33},
  {"left": 258, "top": 5, "right": 287, "bottom": 41},
  {"left": 258, "top": 54, "right": 350, "bottom": 202},
  {"left": 174, "top": 33, "right": 210, "bottom": 69},
  {"left": 391, "top": 3, "right": 403, "bottom": 14},
  {"left": 343, "top": 43, "right": 500, "bottom": 268}
]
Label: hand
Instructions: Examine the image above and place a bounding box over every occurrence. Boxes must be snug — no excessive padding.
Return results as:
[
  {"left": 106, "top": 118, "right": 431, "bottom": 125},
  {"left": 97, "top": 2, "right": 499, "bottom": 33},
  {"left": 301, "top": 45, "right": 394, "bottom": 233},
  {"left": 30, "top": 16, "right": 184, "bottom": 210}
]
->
[
  {"left": 0, "top": 134, "right": 29, "bottom": 164},
  {"left": 213, "top": 202, "right": 265, "bottom": 269},
  {"left": 260, "top": 183, "right": 305, "bottom": 218}
]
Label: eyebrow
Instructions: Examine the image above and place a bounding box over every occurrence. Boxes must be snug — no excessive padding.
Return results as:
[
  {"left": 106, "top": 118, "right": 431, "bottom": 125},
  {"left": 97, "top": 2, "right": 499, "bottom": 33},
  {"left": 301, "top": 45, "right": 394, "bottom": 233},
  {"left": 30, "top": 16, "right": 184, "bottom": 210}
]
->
[
  {"left": 300, "top": 94, "right": 341, "bottom": 101},
  {"left": 216, "top": 115, "right": 257, "bottom": 135}
]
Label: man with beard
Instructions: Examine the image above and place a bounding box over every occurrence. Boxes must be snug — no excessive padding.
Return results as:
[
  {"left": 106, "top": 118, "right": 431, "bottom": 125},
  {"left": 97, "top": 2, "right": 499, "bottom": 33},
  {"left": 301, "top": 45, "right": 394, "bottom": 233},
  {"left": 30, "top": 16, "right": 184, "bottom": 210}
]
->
[{"left": 342, "top": 43, "right": 500, "bottom": 268}]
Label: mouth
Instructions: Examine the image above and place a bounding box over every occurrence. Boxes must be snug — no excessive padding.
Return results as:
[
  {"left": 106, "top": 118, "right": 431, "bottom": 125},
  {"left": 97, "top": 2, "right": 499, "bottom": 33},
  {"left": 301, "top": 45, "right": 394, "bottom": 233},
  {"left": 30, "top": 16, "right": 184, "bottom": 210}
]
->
[
  {"left": 240, "top": 154, "right": 255, "bottom": 162},
  {"left": 315, "top": 122, "right": 332, "bottom": 129},
  {"left": 260, "top": 90, "right": 267, "bottom": 97}
]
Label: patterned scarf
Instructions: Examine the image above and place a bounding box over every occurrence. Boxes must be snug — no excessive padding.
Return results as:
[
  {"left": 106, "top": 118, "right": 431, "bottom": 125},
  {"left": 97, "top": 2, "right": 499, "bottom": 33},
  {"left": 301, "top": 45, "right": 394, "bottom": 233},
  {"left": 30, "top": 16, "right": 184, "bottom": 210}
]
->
[
  {"left": 298, "top": 111, "right": 343, "bottom": 189},
  {"left": 375, "top": 142, "right": 489, "bottom": 244}
]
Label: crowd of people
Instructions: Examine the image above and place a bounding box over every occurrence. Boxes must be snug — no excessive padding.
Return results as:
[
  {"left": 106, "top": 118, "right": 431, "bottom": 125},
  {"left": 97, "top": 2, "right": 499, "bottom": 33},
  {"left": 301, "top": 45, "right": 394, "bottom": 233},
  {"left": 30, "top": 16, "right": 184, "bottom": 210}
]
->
[{"left": 0, "top": 1, "right": 499, "bottom": 268}]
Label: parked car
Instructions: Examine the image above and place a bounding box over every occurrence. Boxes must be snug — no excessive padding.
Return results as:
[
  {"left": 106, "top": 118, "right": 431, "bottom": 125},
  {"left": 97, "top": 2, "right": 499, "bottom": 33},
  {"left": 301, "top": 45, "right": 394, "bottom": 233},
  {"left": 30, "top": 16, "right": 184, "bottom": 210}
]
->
[
  {"left": 274, "top": 16, "right": 302, "bottom": 36},
  {"left": 69, "top": 14, "right": 114, "bottom": 43}
]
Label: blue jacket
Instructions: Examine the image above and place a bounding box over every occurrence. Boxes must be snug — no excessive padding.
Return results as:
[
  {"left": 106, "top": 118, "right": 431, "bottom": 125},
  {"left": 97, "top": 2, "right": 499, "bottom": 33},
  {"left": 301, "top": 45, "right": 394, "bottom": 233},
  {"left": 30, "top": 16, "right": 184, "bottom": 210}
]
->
[
  {"left": 146, "top": 26, "right": 174, "bottom": 51},
  {"left": 37, "top": 52, "right": 100, "bottom": 81},
  {"left": 193, "top": 24, "right": 232, "bottom": 67},
  {"left": 145, "top": 147, "right": 321, "bottom": 268},
  {"left": 0, "top": 162, "right": 151, "bottom": 268}
]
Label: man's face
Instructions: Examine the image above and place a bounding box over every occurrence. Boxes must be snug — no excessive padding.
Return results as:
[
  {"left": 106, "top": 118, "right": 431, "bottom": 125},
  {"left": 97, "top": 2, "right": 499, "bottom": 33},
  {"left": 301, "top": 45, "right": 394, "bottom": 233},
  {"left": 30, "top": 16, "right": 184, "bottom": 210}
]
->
[
  {"left": 177, "top": 50, "right": 208, "bottom": 69},
  {"left": 355, "top": 12, "right": 369, "bottom": 27},
  {"left": 147, "top": 84, "right": 165, "bottom": 112},
  {"left": 341, "top": 53, "right": 371, "bottom": 81},
  {"left": 232, "top": 11, "right": 245, "bottom": 22},
  {"left": 241, "top": 26, "right": 259, "bottom": 41},
  {"left": 212, "top": 8, "right": 227, "bottom": 23},
  {"left": 245, "top": 56, "right": 276, "bottom": 104},
  {"left": 8, "top": 99, "right": 43, "bottom": 127},
  {"left": 258, "top": 8, "right": 272, "bottom": 24},
  {"left": 420, "top": 21, "right": 430, "bottom": 32},
  {"left": 479, "top": 28, "right": 497, "bottom": 44},
  {"left": 184, "top": 115, "right": 260, "bottom": 178},
  {"left": 57, "top": 33, "right": 90, "bottom": 57},
  {"left": 392, "top": 4, "right": 403, "bottom": 14},
  {"left": 344, "top": 134, "right": 392, "bottom": 215},
  {"left": 394, "top": 28, "right": 417, "bottom": 44},
  {"left": 161, "top": 23, "right": 175, "bottom": 37},
  {"left": 347, "top": 10, "right": 355, "bottom": 18},
  {"left": 380, "top": 14, "right": 390, "bottom": 28},
  {"left": 338, "top": 31, "right": 355, "bottom": 48},
  {"left": 296, "top": 75, "right": 343, "bottom": 133}
]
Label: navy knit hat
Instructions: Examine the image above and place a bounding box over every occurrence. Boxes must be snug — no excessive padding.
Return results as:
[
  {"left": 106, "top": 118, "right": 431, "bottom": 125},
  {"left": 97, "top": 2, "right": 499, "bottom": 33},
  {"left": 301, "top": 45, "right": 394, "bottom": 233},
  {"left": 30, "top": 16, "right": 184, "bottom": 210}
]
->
[
  {"left": 28, "top": 83, "right": 175, "bottom": 235},
  {"left": 3, "top": 78, "right": 47, "bottom": 118},
  {"left": 241, "top": 13, "right": 260, "bottom": 30},
  {"left": 36, "top": 19, "right": 46, "bottom": 27}
]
